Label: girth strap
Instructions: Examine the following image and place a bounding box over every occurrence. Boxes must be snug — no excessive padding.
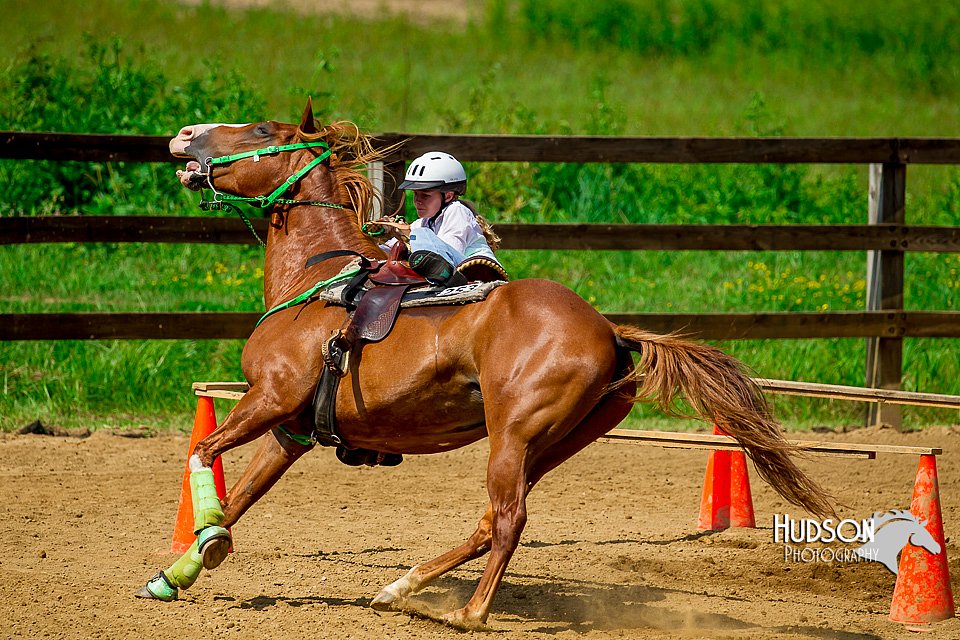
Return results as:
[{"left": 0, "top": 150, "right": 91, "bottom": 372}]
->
[{"left": 308, "top": 244, "right": 429, "bottom": 452}]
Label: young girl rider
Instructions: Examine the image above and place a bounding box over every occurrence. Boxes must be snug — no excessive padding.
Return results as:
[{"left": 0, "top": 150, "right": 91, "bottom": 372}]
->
[{"left": 369, "top": 151, "right": 501, "bottom": 286}]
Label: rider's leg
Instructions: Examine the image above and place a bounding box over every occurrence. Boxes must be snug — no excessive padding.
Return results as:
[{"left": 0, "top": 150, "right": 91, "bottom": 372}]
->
[
  {"left": 409, "top": 251, "right": 467, "bottom": 286},
  {"left": 408, "top": 228, "right": 468, "bottom": 286}
]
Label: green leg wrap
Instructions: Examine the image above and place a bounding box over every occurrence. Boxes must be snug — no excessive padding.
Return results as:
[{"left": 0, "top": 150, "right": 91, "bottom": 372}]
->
[
  {"left": 163, "top": 539, "right": 203, "bottom": 590},
  {"left": 142, "top": 571, "right": 178, "bottom": 602},
  {"left": 190, "top": 467, "right": 225, "bottom": 534}
]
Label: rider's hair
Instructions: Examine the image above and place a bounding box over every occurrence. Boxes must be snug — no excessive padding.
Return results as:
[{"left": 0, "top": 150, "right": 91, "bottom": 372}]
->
[{"left": 459, "top": 199, "right": 501, "bottom": 251}]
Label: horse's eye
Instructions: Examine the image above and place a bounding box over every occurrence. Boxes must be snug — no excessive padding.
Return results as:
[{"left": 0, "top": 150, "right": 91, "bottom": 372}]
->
[{"left": 256, "top": 124, "right": 270, "bottom": 135}]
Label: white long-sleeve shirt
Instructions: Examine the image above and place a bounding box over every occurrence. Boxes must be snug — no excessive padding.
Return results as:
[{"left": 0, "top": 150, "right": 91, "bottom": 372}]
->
[{"left": 384, "top": 201, "right": 499, "bottom": 265}]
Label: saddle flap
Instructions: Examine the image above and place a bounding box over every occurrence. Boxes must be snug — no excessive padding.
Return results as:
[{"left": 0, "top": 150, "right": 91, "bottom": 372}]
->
[{"left": 351, "top": 284, "right": 414, "bottom": 342}]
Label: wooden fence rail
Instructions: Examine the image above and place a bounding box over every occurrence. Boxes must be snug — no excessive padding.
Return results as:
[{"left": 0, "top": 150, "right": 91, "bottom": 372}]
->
[
  {"left": 3, "top": 310, "right": 959, "bottom": 341},
  {"left": 7, "top": 131, "right": 960, "bottom": 164},
  {"left": 4, "top": 216, "right": 960, "bottom": 252},
  {"left": 4, "top": 130, "right": 960, "bottom": 428}
]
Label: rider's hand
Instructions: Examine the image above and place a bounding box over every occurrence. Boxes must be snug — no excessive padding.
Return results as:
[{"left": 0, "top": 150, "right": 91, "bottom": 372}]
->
[{"left": 367, "top": 219, "right": 410, "bottom": 242}]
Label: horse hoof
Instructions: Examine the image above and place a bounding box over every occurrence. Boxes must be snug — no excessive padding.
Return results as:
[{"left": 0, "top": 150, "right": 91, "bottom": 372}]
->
[
  {"left": 135, "top": 571, "right": 178, "bottom": 602},
  {"left": 371, "top": 566, "right": 419, "bottom": 611},
  {"left": 440, "top": 609, "right": 487, "bottom": 632},
  {"left": 198, "top": 526, "right": 232, "bottom": 570},
  {"left": 371, "top": 588, "right": 401, "bottom": 611}
]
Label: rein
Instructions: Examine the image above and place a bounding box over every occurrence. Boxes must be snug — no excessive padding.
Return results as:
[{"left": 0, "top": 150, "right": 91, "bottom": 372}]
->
[
  {"left": 256, "top": 250, "right": 376, "bottom": 328},
  {"left": 197, "top": 140, "right": 348, "bottom": 247},
  {"left": 255, "top": 265, "right": 361, "bottom": 328}
]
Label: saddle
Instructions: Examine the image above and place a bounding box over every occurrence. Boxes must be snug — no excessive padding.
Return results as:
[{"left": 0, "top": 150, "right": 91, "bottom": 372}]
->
[{"left": 308, "top": 243, "right": 507, "bottom": 467}]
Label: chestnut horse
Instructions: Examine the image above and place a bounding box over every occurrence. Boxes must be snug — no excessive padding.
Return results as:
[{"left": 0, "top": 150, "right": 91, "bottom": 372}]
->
[{"left": 137, "top": 98, "right": 832, "bottom": 628}]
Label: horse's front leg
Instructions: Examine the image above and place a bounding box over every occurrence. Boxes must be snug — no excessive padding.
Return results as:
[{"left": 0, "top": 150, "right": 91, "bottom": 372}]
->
[
  {"left": 136, "top": 387, "right": 311, "bottom": 601},
  {"left": 193, "top": 418, "right": 315, "bottom": 571}
]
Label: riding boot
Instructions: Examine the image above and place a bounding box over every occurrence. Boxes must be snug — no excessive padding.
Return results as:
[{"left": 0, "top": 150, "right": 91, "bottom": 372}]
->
[
  {"left": 336, "top": 446, "right": 403, "bottom": 468},
  {"left": 409, "top": 251, "right": 468, "bottom": 287}
]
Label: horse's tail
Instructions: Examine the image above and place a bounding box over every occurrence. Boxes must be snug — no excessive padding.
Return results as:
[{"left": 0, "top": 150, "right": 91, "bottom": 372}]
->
[{"left": 611, "top": 324, "right": 835, "bottom": 519}]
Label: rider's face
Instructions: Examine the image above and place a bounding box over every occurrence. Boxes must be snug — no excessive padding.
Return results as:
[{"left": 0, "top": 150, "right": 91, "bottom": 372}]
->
[{"left": 412, "top": 189, "right": 451, "bottom": 218}]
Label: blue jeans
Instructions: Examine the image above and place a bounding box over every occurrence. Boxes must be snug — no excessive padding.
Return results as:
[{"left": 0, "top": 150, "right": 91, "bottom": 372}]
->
[{"left": 408, "top": 228, "right": 466, "bottom": 266}]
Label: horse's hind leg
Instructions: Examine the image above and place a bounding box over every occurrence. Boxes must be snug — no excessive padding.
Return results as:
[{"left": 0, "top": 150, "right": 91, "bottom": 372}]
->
[
  {"left": 371, "top": 504, "right": 494, "bottom": 611},
  {"left": 526, "top": 388, "right": 634, "bottom": 486},
  {"left": 371, "top": 388, "right": 634, "bottom": 619}
]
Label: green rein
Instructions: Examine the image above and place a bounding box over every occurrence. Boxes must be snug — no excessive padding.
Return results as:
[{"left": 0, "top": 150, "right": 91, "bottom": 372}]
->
[
  {"left": 197, "top": 139, "right": 371, "bottom": 448},
  {"left": 255, "top": 266, "right": 360, "bottom": 328}
]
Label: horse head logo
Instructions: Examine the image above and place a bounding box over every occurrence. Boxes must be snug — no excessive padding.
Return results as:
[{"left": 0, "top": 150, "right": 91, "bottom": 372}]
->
[{"left": 854, "top": 509, "right": 940, "bottom": 575}]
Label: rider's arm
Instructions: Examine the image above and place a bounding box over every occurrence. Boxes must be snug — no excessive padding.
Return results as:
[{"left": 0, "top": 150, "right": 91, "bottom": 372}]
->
[{"left": 432, "top": 204, "right": 475, "bottom": 255}]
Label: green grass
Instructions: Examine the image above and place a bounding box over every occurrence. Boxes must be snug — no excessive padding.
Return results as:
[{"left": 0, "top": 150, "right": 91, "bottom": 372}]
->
[
  {"left": 1, "top": 1, "right": 959, "bottom": 137},
  {"left": 1, "top": 0, "right": 959, "bottom": 431}
]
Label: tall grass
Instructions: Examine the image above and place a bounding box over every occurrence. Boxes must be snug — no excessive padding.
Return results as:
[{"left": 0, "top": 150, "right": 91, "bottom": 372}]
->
[
  {"left": 0, "top": 36, "right": 266, "bottom": 216},
  {"left": 507, "top": 0, "right": 960, "bottom": 96},
  {"left": 1, "top": 1, "right": 958, "bottom": 431}
]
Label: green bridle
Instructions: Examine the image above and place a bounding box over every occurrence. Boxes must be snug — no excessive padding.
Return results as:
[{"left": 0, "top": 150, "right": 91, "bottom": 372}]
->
[{"left": 198, "top": 140, "right": 348, "bottom": 247}]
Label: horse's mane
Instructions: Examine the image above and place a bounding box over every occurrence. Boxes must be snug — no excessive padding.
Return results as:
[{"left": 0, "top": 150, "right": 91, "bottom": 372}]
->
[
  {"left": 873, "top": 509, "right": 925, "bottom": 530},
  {"left": 299, "top": 120, "right": 401, "bottom": 227}
]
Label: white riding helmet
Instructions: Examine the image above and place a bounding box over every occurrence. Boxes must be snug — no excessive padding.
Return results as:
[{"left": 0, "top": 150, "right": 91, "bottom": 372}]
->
[{"left": 398, "top": 151, "right": 467, "bottom": 194}]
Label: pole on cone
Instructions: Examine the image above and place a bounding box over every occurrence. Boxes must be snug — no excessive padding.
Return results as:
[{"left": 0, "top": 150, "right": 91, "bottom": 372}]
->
[
  {"left": 698, "top": 425, "right": 756, "bottom": 530},
  {"left": 171, "top": 396, "right": 228, "bottom": 553},
  {"left": 889, "top": 454, "right": 955, "bottom": 624}
]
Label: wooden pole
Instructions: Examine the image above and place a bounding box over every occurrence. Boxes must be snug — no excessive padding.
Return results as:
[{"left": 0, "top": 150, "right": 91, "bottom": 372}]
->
[
  {"left": 865, "top": 163, "right": 906, "bottom": 429},
  {"left": 381, "top": 160, "right": 406, "bottom": 219},
  {"left": 367, "top": 161, "right": 384, "bottom": 221}
]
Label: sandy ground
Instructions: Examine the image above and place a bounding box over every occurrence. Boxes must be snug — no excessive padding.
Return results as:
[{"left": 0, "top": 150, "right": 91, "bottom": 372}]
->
[{"left": 2, "top": 423, "right": 960, "bottom": 639}]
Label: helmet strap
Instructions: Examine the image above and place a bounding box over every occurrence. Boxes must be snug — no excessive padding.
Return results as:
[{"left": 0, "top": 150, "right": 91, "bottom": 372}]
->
[{"left": 425, "top": 192, "right": 456, "bottom": 230}]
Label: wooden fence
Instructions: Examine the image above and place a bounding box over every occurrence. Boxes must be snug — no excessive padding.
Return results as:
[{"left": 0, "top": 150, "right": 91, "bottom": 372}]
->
[{"left": 4, "top": 131, "right": 960, "bottom": 427}]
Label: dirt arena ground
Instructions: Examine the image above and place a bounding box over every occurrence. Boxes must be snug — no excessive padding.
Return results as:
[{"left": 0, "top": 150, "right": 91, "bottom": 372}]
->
[{"left": 3, "top": 423, "right": 960, "bottom": 639}]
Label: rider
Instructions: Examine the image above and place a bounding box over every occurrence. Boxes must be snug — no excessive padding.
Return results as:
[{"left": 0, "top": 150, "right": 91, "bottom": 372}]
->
[{"left": 373, "top": 151, "right": 501, "bottom": 286}]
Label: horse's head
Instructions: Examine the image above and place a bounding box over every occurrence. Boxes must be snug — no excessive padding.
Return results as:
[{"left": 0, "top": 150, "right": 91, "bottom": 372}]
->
[
  {"left": 906, "top": 520, "right": 941, "bottom": 556},
  {"left": 170, "top": 98, "right": 390, "bottom": 232},
  {"left": 856, "top": 509, "right": 942, "bottom": 574},
  {"left": 871, "top": 510, "right": 940, "bottom": 554},
  {"left": 170, "top": 98, "right": 323, "bottom": 201}
]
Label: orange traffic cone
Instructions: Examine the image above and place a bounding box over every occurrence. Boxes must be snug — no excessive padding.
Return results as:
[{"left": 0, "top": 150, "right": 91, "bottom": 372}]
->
[
  {"left": 729, "top": 446, "right": 756, "bottom": 528},
  {"left": 170, "top": 396, "right": 228, "bottom": 553},
  {"left": 698, "top": 425, "right": 756, "bottom": 530},
  {"left": 698, "top": 445, "right": 731, "bottom": 530},
  {"left": 889, "top": 454, "right": 955, "bottom": 624}
]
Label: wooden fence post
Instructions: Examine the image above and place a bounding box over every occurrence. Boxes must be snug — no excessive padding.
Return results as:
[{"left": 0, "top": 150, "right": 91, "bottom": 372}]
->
[
  {"left": 381, "top": 160, "right": 406, "bottom": 219},
  {"left": 367, "top": 161, "right": 384, "bottom": 221},
  {"left": 865, "top": 162, "right": 906, "bottom": 429}
]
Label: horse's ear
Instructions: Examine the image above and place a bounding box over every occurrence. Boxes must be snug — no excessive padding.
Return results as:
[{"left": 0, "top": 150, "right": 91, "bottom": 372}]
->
[{"left": 299, "top": 97, "right": 317, "bottom": 134}]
